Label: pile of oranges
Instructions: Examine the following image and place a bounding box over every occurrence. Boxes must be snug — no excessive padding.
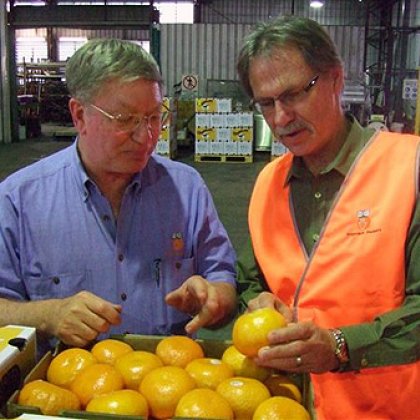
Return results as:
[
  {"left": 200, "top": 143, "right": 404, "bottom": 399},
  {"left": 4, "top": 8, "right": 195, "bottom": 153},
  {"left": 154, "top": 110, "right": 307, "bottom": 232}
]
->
[{"left": 18, "top": 307, "right": 310, "bottom": 419}]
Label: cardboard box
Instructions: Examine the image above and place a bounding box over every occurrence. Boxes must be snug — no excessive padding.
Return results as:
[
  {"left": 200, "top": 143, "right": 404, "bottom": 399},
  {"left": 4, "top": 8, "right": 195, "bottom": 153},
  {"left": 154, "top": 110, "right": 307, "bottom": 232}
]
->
[
  {"left": 8, "top": 334, "right": 309, "bottom": 419},
  {"left": 0, "top": 325, "right": 36, "bottom": 411},
  {"left": 7, "top": 334, "right": 232, "bottom": 419}
]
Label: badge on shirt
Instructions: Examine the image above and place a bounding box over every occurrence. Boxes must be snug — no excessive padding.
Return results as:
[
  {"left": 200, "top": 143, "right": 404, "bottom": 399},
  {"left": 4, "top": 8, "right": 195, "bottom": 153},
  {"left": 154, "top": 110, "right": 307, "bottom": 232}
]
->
[
  {"left": 172, "top": 232, "right": 184, "bottom": 255},
  {"left": 357, "top": 209, "right": 371, "bottom": 230}
]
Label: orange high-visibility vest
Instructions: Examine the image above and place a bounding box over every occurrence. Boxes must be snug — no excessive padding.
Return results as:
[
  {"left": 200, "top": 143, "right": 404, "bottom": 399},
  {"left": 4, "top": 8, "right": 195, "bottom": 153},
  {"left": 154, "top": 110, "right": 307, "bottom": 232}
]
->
[{"left": 249, "top": 131, "right": 420, "bottom": 419}]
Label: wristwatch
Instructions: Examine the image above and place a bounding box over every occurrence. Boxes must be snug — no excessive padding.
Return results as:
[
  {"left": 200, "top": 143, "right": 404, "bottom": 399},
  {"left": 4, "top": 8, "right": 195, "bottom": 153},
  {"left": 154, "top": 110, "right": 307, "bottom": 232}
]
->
[{"left": 330, "top": 328, "right": 349, "bottom": 370}]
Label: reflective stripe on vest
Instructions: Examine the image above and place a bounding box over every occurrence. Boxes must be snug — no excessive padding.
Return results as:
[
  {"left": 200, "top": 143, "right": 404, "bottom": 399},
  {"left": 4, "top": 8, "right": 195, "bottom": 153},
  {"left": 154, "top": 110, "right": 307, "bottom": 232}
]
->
[{"left": 249, "top": 131, "right": 420, "bottom": 419}]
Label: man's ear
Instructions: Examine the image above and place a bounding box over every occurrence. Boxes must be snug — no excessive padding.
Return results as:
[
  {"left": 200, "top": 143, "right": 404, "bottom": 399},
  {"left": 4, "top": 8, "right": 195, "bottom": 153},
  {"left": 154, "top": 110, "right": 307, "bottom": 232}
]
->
[
  {"left": 69, "top": 98, "right": 87, "bottom": 135},
  {"left": 331, "top": 65, "right": 345, "bottom": 95}
]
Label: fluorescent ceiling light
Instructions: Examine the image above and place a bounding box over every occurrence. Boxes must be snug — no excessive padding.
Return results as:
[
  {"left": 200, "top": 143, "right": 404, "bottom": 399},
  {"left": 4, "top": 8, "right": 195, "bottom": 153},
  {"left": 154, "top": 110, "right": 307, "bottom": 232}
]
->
[{"left": 310, "top": 0, "right": 325, "bottom": 8}]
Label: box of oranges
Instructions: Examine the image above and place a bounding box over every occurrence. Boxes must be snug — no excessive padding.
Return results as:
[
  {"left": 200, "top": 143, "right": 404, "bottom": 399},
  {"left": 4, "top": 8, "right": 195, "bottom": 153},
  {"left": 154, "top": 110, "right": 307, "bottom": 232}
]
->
[{"left": 7, "top": 314, "right": 311, "bottom": 419}]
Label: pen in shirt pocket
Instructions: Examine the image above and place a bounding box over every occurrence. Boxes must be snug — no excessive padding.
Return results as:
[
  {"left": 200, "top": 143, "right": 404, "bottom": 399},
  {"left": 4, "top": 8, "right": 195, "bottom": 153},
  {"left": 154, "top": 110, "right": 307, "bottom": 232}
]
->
[{"left": 153, "top": 258, "right": 161, "bottom": 287}]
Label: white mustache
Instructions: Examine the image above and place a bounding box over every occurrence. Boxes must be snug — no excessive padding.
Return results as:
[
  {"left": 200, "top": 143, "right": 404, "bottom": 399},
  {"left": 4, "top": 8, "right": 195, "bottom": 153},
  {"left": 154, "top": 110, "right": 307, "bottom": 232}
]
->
[{"left": 274, "top": 122, "right": 309, "bottom": 138}]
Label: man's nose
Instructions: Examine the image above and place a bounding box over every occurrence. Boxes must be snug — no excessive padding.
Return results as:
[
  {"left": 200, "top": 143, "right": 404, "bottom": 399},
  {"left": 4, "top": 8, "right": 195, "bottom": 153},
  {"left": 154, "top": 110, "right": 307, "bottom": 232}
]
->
[
  {"left": 272, "top": 100, "right": 295, "bottom": 127},
  {"left": 131, "top": 122, "right": 154, "bottom": 145}
]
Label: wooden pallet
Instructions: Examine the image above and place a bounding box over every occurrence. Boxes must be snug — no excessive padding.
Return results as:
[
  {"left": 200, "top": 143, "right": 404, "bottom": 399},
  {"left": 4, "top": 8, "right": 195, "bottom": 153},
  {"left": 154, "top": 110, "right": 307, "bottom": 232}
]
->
[{"left": 194, "top": 154, "right": 253, "bottom": 163}]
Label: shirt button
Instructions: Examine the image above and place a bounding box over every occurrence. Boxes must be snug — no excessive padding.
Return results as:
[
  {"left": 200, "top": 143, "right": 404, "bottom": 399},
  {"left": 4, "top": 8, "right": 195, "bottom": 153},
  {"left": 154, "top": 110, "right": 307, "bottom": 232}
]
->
[
  {"left": 121, "top": 293, "right": 127, "bottom": 301},
  {"left": 312, "top": 233, "right": 320, "bottom": 242},
  {"left": 314, "top": 192, "right": 322, "bottom": 199},
  {"left": 175, "top": 262, "right": 182, "bottom": 269},
  {"left": 102, "top": 214, "right": 110, "bottom": 222},
  {"left": 52, "top": 276, "right": 60, "bottom": 285},
  {"left": 118, "top": 254, "right": 124, "bottom": 262}
]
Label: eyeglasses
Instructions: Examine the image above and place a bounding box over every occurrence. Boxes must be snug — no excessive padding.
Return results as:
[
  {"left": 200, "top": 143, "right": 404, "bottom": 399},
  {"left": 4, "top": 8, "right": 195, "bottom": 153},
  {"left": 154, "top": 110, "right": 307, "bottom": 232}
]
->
[
  {"left": 89, "top": 103, "right": 170, "bottom": 134},
  {"left": 252, "top": 75, "right": 320, "bottom": 114}
]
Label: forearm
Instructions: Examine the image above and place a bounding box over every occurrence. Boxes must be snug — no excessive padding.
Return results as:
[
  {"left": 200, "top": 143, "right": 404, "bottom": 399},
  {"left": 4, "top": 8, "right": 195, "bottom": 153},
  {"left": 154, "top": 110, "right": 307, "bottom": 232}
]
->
[
  {"left": 340, "top": 294, "right": 420, "bottom": 371},
  {"left": 0, "top": 297, "right": 58, "bottom": 337}
]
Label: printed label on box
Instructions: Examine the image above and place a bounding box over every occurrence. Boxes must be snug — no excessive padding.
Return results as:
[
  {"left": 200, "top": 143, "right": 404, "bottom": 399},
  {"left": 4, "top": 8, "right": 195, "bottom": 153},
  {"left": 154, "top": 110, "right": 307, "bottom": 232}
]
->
[
  {"left": 159, "top": 126, "right": 170, "bottom": 140},
  {"left": 232, "top": 127, "right": 253, "bottom": 142},
  {"left": 210, "top": 114, "right": 226, "bottom": 128},
  {"left": 209, "top": 142, "right": 224, "bottom": 155},
  {"left": 239, "top": 112, "right": 254, "bottom": 127},
  {"left": 238, "top": 141, "right": 253, "bottom": 155},
  {"left": 225, "top": 113, "right": 240, "bottom": 127},
  {"left": 224, "top": 141, "right": 238, "bottom": 155},
  {"left": 196, "top": 98, "right": 217, "bottom": 113},
  {"left": 217, "top": 128, "right": 231, "bottom": 142},
  {"left": 156, "top": 140, "right": 170, "bottom": 154},
  {"left": 217, "top": 98, "right": 232, "bottom": 113},
  {"left": 196, "top": 113, "right": 210, "bottom": 127},
  {"left": 271, "top": 140, "right": 288, "bottom": 156},
  {"left": 195, "top": 140, "right": 210, "bottom": 154},
  {"left": 196, "top": 127, "right": 216, "bottom": 141}
]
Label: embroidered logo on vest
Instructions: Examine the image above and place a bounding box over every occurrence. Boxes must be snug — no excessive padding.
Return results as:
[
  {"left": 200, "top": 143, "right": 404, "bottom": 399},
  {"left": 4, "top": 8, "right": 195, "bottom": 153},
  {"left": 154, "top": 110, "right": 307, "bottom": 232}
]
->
[{"left": 357, "top": 209, "right": 371, "bottom": 230}]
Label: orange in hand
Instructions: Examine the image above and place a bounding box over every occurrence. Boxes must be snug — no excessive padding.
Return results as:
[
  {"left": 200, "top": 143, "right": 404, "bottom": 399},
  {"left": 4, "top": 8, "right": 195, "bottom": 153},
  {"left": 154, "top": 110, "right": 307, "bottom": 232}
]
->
[
  {"left": 232, "top": 308, "right": 287, "bottom": 357},
  {"left": 155, "top": 335, "right": 204, "bottom": 368}
]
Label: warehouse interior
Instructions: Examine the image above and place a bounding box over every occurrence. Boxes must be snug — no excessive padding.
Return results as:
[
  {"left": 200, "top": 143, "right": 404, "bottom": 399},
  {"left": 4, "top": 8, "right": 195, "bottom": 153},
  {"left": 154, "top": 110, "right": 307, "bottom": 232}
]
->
[{"left": 0, "top": 0, "right": 419, "bottom": 267}]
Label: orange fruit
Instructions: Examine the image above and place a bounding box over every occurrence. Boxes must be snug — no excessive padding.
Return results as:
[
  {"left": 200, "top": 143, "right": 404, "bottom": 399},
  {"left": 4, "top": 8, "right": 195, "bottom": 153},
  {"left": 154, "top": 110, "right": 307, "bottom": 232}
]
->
[
  {"left": 222, "top": 345, "right": 272, "bottom": 382},
  {"left": 252, "top": 396, "right": 310, "bottom": 420},
  {"left": 155, "top": 335, "right": 204, "bottom": 368},
  {"left": 175, "top": 388, "right": 234, "bottom": 419},
  {"left": 46, "top": 348, "right": 97, "bottom": 389},
  {"left": 114, "top": 350, "right": 163, "bottom": 390},
  {"left": 140, "top": 365, "right": 196, "bottom": 419},
  {"left": 264, "top": 373, "right": 303, "bottom": 403},
  {"left": 86, "top": 389, "right": 149, "bottom": 416},
  {"left": 232, "top": 308, "right": 287, "bottom": 357},
  {"left": 18, "top": 379, "right": 80, "bottom": 415},
  {"left": 90, "top": 339, "right": 133, "bottom": 365},
  {"left": 185, "top": 357, "right": 234, "bottom": 390},
  {"left": 216, "top": 376, "right": 271, "bottom": 420},
  {"left": 70, "top": 363, "right": 124, "bottom": 407}
]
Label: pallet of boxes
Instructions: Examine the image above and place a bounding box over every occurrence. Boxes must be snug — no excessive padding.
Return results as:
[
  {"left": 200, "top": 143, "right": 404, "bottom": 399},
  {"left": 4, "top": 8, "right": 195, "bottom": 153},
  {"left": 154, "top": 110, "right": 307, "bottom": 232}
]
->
[
  {"left": 195, "top": 98, "right": 253, "bottom": 163},
  {"left": 271, "top": 137, "right": 289, "bottom": 161},
  {"left": 155, "top": 97, "right": 177, "bottom": 159}
]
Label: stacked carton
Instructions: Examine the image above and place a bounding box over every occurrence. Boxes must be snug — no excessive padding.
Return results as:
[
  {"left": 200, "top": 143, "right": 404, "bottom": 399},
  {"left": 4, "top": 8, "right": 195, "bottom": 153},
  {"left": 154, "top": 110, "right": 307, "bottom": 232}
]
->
[
  {"left": 195, "top": 98, "right": 253, "bottom": 162},
  {"left": 271, "top": 138, "right": 289, "bottom": 159},
  {"left": 155, "top": 97, "right": 177, "bottom": 159}
]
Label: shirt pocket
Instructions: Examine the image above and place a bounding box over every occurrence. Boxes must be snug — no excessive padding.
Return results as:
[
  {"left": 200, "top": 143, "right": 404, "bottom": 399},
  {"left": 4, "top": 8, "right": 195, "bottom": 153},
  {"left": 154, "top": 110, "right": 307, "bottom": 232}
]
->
[
  {"left": 154, "top": 257, "right": 196, "bottom": 294},
  {"left": 24, "top": 271, "right": 90, "bottom": 300}
]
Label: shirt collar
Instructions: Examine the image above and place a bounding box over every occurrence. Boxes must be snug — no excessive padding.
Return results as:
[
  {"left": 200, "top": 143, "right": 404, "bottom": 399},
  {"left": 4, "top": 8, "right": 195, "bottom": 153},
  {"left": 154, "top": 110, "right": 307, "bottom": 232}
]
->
[
  {"left": 286, "top": 113, "right": 375, "bottom": 184},
  {"left": 71, "top": 138, "right": 143, "bottom": 199}
]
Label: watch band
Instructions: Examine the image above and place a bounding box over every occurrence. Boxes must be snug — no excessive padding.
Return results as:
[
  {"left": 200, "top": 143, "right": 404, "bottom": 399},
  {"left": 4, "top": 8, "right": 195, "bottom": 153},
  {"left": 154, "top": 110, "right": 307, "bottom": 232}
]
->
[{"left": 330, "top": 328, "right": 349, "bottom": 368}]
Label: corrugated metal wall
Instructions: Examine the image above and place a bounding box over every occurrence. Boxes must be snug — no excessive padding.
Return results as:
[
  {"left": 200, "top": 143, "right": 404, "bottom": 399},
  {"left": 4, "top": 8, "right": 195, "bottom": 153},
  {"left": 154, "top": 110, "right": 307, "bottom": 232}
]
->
[
  {"left": 199, "top": 0, "right": 366, "bottom": 26},
  {"left": 160, "top": 23, "right": 365, "bottom": 97}
]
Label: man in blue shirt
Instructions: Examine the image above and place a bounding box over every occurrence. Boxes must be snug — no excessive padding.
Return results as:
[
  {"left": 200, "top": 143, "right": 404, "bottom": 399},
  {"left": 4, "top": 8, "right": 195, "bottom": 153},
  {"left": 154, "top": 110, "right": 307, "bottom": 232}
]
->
[{"left": 0, "top": 39, "right": 237, "bottom": 356}]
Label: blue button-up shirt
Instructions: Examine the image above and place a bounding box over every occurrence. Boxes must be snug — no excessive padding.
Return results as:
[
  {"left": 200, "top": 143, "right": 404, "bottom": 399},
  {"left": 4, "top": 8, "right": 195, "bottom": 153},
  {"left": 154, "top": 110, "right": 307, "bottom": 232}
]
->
[{"left": 0, "top": 141, "right": 236, "bottom": 353}]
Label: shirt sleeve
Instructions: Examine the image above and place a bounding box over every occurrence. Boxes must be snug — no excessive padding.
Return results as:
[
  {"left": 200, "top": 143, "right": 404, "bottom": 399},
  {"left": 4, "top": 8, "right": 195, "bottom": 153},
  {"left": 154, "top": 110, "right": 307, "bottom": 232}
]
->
[
  {"left": 340, "top": 195, "right": 420, "bottom": 371},
  {"left": 0, "top": 186, "right": 26, "bottom": 300},
  {"left": 236, "top": 236, "right": 270, "bottom": 313}
]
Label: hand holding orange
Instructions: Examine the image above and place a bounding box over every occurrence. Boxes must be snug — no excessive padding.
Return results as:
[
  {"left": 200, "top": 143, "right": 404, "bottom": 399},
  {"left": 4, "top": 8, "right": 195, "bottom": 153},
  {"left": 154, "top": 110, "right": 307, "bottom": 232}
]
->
[{"left": 232, "top": 307, "right": 287, "bottom": 357}]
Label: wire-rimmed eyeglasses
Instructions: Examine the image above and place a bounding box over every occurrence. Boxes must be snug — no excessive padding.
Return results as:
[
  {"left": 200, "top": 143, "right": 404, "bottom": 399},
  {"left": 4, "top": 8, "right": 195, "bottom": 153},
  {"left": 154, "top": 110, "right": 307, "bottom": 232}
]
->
[
  {"left": 251, "top": 75, "right": 320, "bottom": 114},
  {"left": 89, "top": 103, "right": 171, "bottom": 135}
]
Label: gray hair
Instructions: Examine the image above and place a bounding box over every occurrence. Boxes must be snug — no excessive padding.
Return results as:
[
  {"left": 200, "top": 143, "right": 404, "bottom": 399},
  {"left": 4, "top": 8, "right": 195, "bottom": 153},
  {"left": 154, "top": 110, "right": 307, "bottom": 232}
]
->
[
  {"left": 237, "top": 15, "right": 343, "bottom": 97},
  {"left": 66, "top": 38, "right": 163, "bottom": 103}
]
